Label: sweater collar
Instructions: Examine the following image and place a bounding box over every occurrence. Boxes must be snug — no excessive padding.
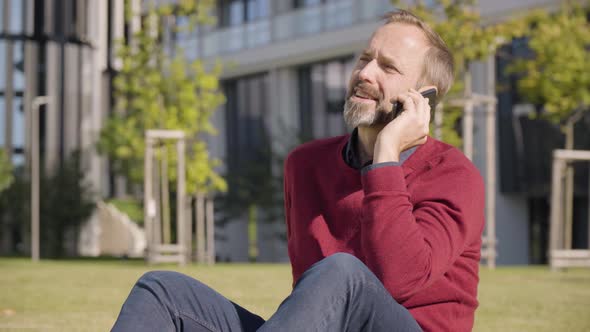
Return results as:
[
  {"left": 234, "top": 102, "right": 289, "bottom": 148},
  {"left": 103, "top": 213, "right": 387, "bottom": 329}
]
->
[{"left": 342, "top": 127, "right": 419, "bottom": 170}]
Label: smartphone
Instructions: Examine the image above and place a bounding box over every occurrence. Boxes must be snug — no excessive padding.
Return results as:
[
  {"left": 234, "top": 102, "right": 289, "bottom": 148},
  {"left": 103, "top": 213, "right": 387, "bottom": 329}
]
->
[{"left": 392, "top": 88, "right": 438, "bottom": 119}]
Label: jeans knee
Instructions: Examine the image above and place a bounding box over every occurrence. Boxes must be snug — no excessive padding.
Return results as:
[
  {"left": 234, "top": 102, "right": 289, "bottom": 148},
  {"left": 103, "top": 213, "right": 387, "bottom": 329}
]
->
[
  {"left": 138, "top": 270, "right": 180, "bottom": 283},
  {"left": 316, "top": 253, "right": 370, "bottom": 283},
  {"left": 136, "top": 270, "right": 191, "bottom": 293}
]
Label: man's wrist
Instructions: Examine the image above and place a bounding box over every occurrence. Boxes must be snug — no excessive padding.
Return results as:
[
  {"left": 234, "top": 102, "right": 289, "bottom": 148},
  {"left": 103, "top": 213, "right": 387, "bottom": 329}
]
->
[{"left": 373, "top": 136, "right": 401, "bottom": 163}]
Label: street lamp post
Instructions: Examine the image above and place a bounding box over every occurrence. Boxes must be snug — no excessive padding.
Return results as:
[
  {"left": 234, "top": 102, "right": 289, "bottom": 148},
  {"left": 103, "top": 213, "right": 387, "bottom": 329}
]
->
[{"left": 31, "top": 96, "right": 51, "bottom": 262}]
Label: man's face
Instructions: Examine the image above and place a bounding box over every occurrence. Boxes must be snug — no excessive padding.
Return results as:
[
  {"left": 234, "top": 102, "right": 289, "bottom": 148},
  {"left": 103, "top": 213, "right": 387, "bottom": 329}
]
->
[{"left": 344, "top": 23, "right": 430, "bottom": 129}]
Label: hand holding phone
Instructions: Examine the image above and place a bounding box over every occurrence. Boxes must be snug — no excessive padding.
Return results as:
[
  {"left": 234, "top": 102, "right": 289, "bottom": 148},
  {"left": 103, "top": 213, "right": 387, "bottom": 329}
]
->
[
  {"left": 373, "top": 87, "right": 438, "bottom": 163},
  {"left": 391, "top": 87, "right": 437, "bottom": 119}
]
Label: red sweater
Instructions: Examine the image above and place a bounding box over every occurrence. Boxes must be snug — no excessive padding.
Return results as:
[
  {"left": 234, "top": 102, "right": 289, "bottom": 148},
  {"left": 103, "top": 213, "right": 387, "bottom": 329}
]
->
[{"left": 283, "top": 134, "right": 485, "bottom": 332}]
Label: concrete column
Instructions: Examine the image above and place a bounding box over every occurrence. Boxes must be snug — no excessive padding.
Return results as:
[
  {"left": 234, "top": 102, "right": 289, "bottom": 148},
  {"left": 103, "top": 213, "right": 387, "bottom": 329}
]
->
[
  {"left": 111, "top": 0, "right": 125, "bottom": 70},
  {"left": 23, "top": 41, "right": 38, "bottom": 171},
  {"left": 88, "top": 0, "right": 109, "bottom": 196},
  {"left": 24, "top": 0, "right": 35, "bottom": 35},
  {"left": 44, "top": 0, "right": 54, "bottom": 36},
  {"left": 44, "top": 42, "right": 60, "bottom": 173},
  {"left": 63, "top": 45, "right": 80, "bottom": 156}
]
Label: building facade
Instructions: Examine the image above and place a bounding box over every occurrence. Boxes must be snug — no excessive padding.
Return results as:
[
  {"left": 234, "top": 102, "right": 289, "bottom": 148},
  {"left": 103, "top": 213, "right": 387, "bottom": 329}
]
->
[
  {"left": 0, "top": 0, "right": 129, "bottom": 253},
  {"left": 3, "top": 0, "right": 587, "bottom": 263}
]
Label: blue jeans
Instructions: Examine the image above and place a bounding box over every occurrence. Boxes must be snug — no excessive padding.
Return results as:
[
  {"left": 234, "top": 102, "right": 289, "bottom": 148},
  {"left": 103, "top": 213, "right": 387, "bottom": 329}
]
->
[{"left": 111, "top": 253, "right": 422, "bottom": 332}]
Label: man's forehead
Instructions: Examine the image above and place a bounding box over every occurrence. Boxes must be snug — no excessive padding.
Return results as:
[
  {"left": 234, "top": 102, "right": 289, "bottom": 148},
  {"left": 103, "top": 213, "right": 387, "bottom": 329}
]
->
[
  {"left": 367, "top": 23, "right": 429, "bottom": 53},
  {"left": 362, "top": 24, "right": 428, "bottom": 64}
]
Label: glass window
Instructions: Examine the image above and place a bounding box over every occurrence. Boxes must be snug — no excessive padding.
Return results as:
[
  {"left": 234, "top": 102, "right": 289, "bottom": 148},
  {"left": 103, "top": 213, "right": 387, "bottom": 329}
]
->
[
  {"left": 7, "top": 0, "right": 24, "bottom": 34},
  {"left": 220, "top": 0, "right": 245, "bottom": 27},
  {"left": 223, "top": 73, "right": 270, "bottom": 172},
  {"left": 13, "top": 41, "right": 24, "bottom": 91},
  {"left": 220, "top": 0, "right": 270, "bottom": 26},
  {"left": 12, "top": 96, "right": 24, "bottom": 148},
  {"left": 12, "top": 153, "right": 24, "bottom": 167},
  {"left": 297, "top": 57, "right": 355, "bottom": 139},
  {"left": 246, "top": 0, "right": 270, "bottom": 21},
  {"left": 294, "top": 0, "right": 322, "bottom": 8},
  {"left": 229, "top": 2, "right": 244, "bottom": 25},
  {"left": 325, "top": 61, "right": 346, "bottom": 114}
]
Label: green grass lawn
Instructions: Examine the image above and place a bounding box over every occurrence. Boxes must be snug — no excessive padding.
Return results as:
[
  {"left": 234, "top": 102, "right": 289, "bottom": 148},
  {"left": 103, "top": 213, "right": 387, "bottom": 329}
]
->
[{"left": 1, "top": 258, "right": 589, "bottom": 332}]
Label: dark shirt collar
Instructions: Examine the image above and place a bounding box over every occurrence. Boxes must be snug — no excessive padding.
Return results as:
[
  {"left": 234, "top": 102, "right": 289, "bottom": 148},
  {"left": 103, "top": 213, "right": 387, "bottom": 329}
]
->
[{"left": 342, "top": 127, "right": 417, "bottom": 170}]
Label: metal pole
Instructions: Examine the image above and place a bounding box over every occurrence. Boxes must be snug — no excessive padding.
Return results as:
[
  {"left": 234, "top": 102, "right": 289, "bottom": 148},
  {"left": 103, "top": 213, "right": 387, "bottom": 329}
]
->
[
  {"left": 31, "top": 96, "right": 51, "bottom": 262},
  {"left": 485, "top": 56, "right": 497, "bottom": 269},
  {"left": 462, "top": 70, "right": 474, "bottom": 160}
]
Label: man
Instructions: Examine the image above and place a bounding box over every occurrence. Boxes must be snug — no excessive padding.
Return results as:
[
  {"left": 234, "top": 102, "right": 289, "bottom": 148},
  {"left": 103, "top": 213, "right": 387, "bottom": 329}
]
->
[{"left": 112, "top": 10, "right": 484, "bottom": 332}]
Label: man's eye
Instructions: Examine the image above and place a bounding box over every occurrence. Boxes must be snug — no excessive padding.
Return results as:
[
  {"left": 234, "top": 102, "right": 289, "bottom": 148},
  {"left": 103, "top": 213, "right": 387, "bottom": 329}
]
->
[{"left": 384, "top": 65, "right": 398, "bottom": 73}]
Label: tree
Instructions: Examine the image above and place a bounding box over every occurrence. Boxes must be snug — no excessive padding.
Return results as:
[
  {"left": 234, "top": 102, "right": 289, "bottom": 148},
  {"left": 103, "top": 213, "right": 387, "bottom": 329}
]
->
[
  {"left": 98, "top": 0, "right": 226, "bottom": 196},
  {"left": 0, "top": 152, "right": 95, "bottom": 257},
  {"left": 507, "top": 2, "right": 590, "bottom": 251},
  {"left": 392, "top": 0, "right": 525, "bottom": 146},
  {"left": 508, "top": 3, "right": 590, "bottom": 126},
  {"left": 0, "top": 148, "right": 13, "bottom": 193},
  {"left": 40, "top": 151, "right": 96, "bottom": 257}
]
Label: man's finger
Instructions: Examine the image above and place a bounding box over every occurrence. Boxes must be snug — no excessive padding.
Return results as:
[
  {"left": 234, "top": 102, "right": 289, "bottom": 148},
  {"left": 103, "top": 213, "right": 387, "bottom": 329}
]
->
[
  {"left": 397, "top": 93, "right": 416, "bottom": 112},
  {"left": 408, "top": 89, "right": 428, "bottom": 118}
]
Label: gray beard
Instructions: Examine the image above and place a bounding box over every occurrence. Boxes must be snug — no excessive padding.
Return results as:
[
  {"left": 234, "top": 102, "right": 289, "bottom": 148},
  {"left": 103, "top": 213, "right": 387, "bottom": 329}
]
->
[{"left": 343, "top": 99, "right": 393, "bottom": 130}]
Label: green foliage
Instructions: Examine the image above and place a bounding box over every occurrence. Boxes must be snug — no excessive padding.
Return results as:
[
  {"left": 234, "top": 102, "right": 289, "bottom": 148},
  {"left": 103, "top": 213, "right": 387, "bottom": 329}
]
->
[
  {"left": 40, "top": 152, "right": 96, "bottom": 257},
  {"left": 392, "top": 0, "right": 526, "bottom": 146},
  {"left": 0, "top": 152, "right": 96, "bottom": 257},
  {"left": 125, "top": 0, "right": 217, "bottom": 27},
  {"left": 0, "top": 148, "right": 13, "bottom": 193},
  {"left": 106, "top": 198, "right": 144, "bottom": 226},
  {"left": 437, "top": 105, "right": 463, "bottom": 147},
  {"left": 507, "top": 3, "right": 590, "bottom": 124},
  {"left": 0, "top": 168, "right": 29, "bottom": 241},
  {"left": 98, "top": 0, "right": 226, "bottom": 195}
]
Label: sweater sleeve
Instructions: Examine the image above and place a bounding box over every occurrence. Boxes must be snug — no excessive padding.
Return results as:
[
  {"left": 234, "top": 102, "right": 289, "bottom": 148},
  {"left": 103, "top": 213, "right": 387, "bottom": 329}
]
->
[{"left": 360, "top": 161, "right": 484, "bottom": 303}]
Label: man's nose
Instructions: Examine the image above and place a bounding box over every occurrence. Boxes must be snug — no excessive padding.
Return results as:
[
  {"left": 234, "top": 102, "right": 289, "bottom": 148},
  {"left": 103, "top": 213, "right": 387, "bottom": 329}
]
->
[{"left": 358, "top": 59, "right": 378, "bottom": 84}]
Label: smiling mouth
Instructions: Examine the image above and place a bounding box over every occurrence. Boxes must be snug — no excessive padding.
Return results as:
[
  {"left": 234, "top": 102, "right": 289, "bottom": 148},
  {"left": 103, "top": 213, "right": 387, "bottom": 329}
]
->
[
  {"left": 353, "top": 89, "right": 378, "bottom": 101},
  {"left": 355, "top": 92, "right": 373, "bottom": 99}
]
